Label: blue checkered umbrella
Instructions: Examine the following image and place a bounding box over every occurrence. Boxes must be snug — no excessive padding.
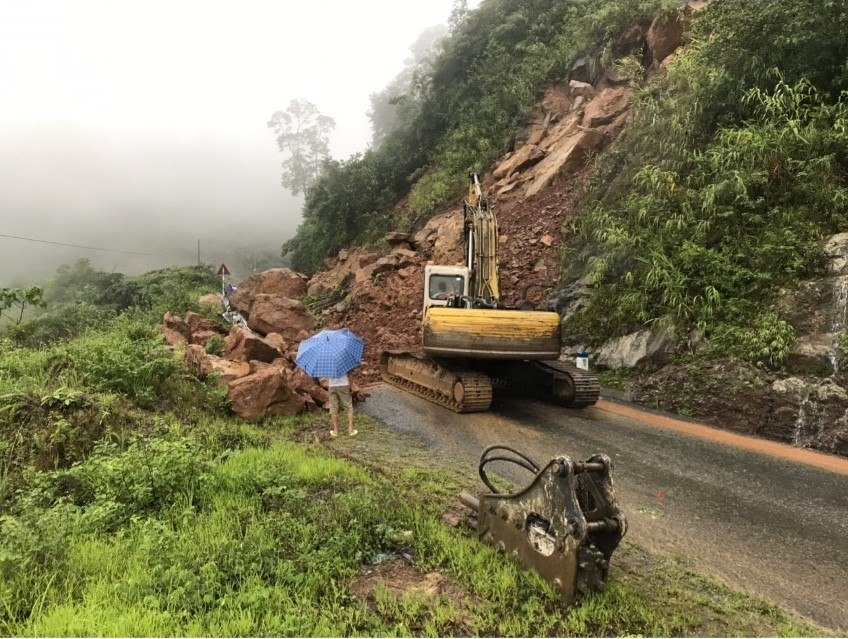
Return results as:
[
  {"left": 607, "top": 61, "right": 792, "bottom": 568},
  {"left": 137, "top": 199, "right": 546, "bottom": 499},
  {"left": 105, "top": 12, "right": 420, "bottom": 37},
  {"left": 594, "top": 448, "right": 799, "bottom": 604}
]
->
[{"left": 295, "top": 328, "right": 364, "bottom": 378}]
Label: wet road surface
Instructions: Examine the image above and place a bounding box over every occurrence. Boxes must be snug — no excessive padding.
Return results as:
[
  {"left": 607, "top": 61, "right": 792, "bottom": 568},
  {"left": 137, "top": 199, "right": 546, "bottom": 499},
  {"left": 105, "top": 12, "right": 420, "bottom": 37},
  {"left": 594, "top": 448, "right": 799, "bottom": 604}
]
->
[{"left": 361, "top": 385, "right": 848, "bottom": 632}]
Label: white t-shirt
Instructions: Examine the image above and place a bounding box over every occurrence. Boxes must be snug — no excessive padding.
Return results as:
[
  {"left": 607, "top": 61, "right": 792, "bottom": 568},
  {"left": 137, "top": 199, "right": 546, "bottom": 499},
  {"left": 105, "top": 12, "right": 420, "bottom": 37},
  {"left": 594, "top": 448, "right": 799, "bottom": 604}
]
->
[{"left": 327, "top": 374, "right": 349, "bottom": 387}]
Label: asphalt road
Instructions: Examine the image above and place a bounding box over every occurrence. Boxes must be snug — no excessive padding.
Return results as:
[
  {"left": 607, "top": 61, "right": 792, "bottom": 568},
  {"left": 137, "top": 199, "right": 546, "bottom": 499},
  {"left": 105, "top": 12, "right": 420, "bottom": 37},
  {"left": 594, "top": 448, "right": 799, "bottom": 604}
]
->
[{"left": 361, "top": 385, "right": 848, "bottom": 632}]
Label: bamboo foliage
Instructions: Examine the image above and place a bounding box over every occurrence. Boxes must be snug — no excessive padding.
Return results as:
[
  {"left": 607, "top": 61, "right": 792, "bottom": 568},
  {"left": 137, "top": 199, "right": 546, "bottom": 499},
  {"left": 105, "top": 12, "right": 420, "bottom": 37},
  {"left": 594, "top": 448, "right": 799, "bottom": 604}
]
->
[{"left": 566, "top": 76, "right": 848, "bottom": 367}]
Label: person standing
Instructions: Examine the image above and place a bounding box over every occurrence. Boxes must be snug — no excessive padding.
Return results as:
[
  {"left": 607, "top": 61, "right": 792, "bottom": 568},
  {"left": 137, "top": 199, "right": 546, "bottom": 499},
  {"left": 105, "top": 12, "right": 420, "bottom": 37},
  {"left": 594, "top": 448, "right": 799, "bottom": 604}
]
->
[{"left": 327, "top": 373, "right": 356, "bottom": 437}]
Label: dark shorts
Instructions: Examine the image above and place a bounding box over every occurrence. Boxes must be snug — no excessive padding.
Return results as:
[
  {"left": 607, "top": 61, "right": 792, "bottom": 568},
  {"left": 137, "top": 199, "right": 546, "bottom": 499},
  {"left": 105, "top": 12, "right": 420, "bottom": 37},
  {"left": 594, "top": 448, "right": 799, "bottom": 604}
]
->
[{"left": 329, "top": 385, "right": 353, "bottom": 414}]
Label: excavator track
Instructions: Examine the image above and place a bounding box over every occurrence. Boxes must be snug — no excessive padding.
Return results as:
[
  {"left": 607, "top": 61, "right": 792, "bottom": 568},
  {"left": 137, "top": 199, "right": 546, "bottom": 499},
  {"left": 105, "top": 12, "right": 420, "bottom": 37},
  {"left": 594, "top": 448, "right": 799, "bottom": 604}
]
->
[
  {"left": 485, "top": 360, "right": 600, "bottom": 408},
  {"left": 380, "top": 352, "right": 492, "bottom": 413},
  {"left": 537, "top": 360, "right": 600, "bottom": 407}
]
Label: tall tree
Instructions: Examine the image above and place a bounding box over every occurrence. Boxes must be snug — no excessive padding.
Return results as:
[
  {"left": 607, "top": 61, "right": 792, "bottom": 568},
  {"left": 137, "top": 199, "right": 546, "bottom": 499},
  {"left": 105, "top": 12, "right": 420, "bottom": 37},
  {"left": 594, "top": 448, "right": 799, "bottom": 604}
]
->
[
  {"left": 448, "top": 0, "right": 469, "bottom": 33},
  {"left": 367, "top": 24, "right": 448, "bottom": 147},
  {"left": 267, "top": 100, "right": 336, "bottom": 196},
  {"left": 0, "top": 286, "right": 45, "bottom": 325}
]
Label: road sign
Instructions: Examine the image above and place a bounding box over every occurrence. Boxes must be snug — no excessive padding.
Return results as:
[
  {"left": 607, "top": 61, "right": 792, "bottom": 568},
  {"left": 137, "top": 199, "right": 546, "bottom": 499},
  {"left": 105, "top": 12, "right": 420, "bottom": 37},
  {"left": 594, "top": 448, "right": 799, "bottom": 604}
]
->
[{"left": 216, "top": 264, "right": 230, "bottom": 276}]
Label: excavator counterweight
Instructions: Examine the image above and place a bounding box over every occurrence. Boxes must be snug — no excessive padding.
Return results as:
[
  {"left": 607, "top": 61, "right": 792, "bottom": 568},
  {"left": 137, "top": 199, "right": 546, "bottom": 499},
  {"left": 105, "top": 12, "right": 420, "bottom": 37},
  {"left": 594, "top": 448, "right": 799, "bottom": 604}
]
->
[{"left": 423, "top": 307, "right": 560, "bottom": 359}]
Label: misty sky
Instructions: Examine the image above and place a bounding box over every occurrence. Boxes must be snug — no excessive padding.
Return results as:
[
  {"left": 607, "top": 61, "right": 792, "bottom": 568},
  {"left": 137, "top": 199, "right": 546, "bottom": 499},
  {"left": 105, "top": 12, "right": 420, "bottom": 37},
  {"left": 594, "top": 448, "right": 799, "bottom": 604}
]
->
[{"left": 0, "top": 0, "right": 475, "bottom": 284}]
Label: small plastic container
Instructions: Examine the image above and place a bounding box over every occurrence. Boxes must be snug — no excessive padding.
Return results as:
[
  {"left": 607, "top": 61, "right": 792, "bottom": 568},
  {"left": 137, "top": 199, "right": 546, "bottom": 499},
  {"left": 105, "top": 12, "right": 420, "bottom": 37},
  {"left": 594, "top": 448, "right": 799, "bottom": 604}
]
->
[{"left": 575, "top": 351, "right": 589, "bottom": 370}]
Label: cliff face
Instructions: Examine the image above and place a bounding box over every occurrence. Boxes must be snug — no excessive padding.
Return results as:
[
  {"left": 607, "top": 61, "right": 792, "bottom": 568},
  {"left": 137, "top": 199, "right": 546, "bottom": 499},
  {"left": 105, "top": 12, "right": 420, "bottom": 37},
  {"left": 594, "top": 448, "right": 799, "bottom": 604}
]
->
[
  {"left": 300, "top": 68, "right": 640, "bottom": 381},
  {"left": 296, "top": 7, "right": 695, "bottom": 381}
]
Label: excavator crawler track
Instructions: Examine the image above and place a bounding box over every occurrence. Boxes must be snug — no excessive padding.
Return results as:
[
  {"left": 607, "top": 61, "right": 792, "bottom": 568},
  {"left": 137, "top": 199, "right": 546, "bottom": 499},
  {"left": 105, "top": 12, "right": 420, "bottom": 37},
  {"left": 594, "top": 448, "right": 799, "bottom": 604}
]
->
[
  {"left": 380, "top": 352, "right": 492, "bottom": 413},
  {"left": 485, "top": 360, "right": 600, "bottom": 408},
  {"left": 537, "top": 360, "right": 600, "bottom": 407}
]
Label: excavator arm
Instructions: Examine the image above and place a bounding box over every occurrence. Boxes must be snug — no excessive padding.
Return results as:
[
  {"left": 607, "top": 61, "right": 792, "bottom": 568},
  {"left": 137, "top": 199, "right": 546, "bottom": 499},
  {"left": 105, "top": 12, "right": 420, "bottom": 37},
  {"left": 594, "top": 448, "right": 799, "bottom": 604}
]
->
[{"left": 463, "top": 173, "right": 500, "bottom": 304}]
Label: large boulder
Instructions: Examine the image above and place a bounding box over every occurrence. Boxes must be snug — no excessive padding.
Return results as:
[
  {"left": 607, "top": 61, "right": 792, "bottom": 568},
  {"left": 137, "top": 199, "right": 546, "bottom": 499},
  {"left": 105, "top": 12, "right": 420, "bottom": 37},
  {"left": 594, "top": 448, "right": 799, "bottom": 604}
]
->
[
  {"left": 646, "top": 1, "right": 705, "bottom": 63},
  {"left": 210, "top": 358, "right": 252, "bottom": 384},
  {"left": 223, "top": 327, "right": 283, "bottom": 363},
  {"left": 647, "top": 13, "right": 685, "bottom": 63},
  {"left": 183, "top": 344, "right": 250, "bottom": 383},
  {"left": 568, "top": 80, "right": 595, "bottom": 99},
  {"left": 230, "top": 268, "right": 308, "bottom": 315},
  {"left": 246, "top": 294, "right": 316, "bottom": 339},
  {"left": 161, "top": 312, "right": 191, "bottom": 346},
  {"left": 185, "top": 311, "right": 228, "bottom": 336},
  {"left": 192, "top": 330, "right": 220, "bottom": 348},
  {"left": 595, "top": 328, "right": 676, "bottom": 370},
  {"left": 582, "top": 88, "right": 630, "bottom": 128},
  {"left": 413, "top": 226, "right": 439, "bottom": 254},
  {"left": 227, "top": 367, "right": 306, "bottom": 418},
  {"left": 419, "top": 211, "right": 465, "bottom": 266},
  {"left": 263, "top": 332, "right": 292, "bottom": 356},
  {"left": 288, "top": 368, "right": 330, "bottom": 408},
  {"left": 385, "top": 232, "right": 416, "bottom": 250},
  {"left": 525, "top": 129, "right": 604, "bottom": 198},
  {"left": 306, "top": 249, "right": 379, "bottom": 295},
  {"left": 492, "top": 144, "right": 546, "bottom": 180},
  {"left": 612, "top": 22, "right": 649, "bottom": 58}
]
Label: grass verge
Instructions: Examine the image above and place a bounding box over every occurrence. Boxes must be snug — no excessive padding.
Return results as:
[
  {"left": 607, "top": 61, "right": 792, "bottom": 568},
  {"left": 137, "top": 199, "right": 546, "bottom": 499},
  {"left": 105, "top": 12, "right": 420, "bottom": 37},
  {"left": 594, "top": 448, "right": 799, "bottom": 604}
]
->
[{"left": 0, "top": 410, "right": 831, "bottom": 637}]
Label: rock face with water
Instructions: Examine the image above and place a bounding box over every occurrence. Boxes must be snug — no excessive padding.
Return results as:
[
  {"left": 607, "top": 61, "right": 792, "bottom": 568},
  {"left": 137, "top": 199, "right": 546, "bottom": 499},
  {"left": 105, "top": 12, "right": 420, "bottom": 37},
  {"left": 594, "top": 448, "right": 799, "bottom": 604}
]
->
[
  {"left": 621, "top": 233, "right": 848, "bottom": 458},
  {"left": 779, "top": 273, "right": 848, "bottom": 376}
]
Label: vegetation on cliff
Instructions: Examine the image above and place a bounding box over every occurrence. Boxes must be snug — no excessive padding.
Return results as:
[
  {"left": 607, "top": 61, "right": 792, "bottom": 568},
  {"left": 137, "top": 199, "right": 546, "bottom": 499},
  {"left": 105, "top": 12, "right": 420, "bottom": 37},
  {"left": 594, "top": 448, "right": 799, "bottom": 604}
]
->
[
  {"left": 283, "top": 0, "right": 674, "bottom": 273},
  {"left": 564, "top": 0, "right": 848, "bottom": 367},
  {"left": 283, "top": 0, "right": 848, "bottom": 374}
]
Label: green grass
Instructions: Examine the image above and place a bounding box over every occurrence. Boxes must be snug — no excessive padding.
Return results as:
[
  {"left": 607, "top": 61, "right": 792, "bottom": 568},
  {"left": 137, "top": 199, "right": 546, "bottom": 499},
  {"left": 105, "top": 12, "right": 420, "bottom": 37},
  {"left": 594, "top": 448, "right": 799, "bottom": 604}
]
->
[
  {"left": 0, "top": 410, "right": 831, "bottom": 637},
  {"left": 0, "top": 290, "right": 831, "bottom": 637}
]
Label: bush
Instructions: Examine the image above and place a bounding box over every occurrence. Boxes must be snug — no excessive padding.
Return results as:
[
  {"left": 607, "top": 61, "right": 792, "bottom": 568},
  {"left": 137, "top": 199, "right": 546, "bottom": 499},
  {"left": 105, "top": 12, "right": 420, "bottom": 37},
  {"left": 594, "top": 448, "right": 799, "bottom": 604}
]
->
[
  {"left": 706, "top": 314, "right": 796, "bottom": 368},
  {"left": 6, "top": 303, "right": 116, "bottom": 348},
  {"left": 205, "top": 334, "right": 224, "bottom": 356},
  {"left": 55, "top": 324, "right": 178, "bottom": 408}
]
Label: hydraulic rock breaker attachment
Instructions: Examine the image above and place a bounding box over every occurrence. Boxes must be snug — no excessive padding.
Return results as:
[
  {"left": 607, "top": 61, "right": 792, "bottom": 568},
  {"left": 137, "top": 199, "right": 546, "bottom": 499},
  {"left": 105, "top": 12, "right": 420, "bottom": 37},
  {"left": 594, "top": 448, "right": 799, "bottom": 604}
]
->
[{"left": 459, "top": 445, "right": 626, "bottom": 603}]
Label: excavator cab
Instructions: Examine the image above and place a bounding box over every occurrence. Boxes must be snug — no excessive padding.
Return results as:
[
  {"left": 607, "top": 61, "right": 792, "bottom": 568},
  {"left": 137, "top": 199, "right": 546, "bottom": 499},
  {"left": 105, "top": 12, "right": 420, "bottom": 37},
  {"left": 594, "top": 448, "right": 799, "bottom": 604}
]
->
[{"left": 424, "top": 264, "right": 469, "bottom": 309}]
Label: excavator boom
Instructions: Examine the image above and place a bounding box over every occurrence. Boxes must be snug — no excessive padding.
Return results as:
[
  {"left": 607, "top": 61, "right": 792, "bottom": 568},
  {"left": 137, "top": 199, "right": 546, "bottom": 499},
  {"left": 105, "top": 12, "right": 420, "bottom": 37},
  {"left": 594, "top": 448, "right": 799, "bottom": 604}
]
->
[{"left": 464, "top": 173, "right": 500, "bottom": 302}]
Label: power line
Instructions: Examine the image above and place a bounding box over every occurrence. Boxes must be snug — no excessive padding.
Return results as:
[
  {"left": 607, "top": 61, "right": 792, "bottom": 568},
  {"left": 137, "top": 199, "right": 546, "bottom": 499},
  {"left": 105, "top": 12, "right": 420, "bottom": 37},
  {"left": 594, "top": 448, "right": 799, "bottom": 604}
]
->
[{"left": 0, "top": 232, "right": 187, "bottom": 259}]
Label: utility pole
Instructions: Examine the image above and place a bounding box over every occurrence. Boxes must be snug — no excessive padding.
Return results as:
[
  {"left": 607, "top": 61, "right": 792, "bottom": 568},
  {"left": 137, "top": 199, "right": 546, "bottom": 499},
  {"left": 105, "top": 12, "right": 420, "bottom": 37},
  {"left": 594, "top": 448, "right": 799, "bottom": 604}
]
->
[{"left": 197, "top": 240, "right": 200, "bottom": 266}]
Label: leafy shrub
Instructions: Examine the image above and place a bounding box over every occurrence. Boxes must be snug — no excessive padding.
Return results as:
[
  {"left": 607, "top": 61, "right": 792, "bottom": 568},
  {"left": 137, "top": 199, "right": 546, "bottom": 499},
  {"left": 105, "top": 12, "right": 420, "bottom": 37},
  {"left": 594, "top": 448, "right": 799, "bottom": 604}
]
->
[
  {"left": 0, "top": 285, "right": 45, "bottom": 326},
  {"left": 204, "top": 333, "right": 224, "bottom": 356},
  {"left": 561, "top": 0, "right": 848, "bottom": 362},
  {"left": 53, "top": 320, "right": 178, "bottom": 408},
  {"left": 6, "top": 302, "right": 116, "bottom": 348},
  {"left": 705, "top": 313, "right": 796, "bottom": 368},
  {"left": 566, "top": 78, "right": 848, "bottom": 362}
]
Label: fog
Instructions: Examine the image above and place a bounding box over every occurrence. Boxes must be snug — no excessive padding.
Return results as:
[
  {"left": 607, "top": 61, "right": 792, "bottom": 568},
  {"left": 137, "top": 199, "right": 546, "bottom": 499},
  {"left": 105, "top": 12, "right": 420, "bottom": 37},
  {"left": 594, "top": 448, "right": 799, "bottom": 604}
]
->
[{"left": 0, "top": 0, "right": 472, "bottom": 284}]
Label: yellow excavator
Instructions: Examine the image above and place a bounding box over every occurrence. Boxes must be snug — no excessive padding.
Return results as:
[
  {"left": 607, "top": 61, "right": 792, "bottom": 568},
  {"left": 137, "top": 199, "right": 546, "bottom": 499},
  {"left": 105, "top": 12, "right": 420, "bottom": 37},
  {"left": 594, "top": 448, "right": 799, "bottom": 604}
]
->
[{"left": 380, "top": 174, "right": 599, "bottom": 412}]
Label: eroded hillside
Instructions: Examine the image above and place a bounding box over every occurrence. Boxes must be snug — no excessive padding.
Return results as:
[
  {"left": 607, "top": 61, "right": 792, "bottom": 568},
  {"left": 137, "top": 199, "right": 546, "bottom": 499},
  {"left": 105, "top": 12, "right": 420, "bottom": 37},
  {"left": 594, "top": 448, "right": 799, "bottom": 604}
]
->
[{"left": 202, "top": 1, "right": 848, "bottom": 459}]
